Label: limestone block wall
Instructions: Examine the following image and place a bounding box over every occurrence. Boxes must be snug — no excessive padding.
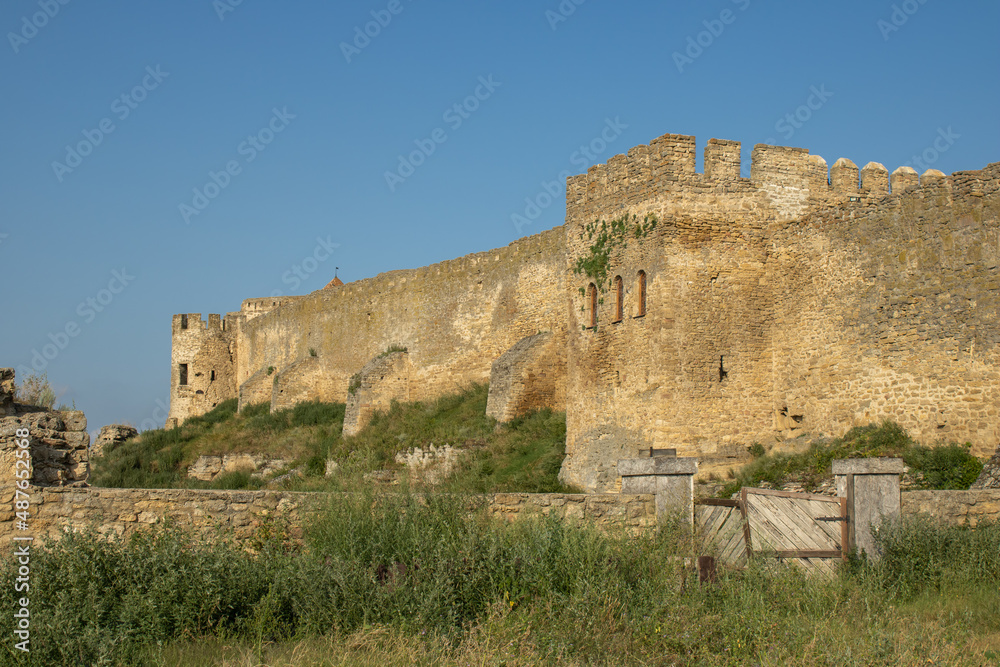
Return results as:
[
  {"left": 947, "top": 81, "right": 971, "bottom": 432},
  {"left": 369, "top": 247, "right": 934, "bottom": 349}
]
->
[
  {"left": 240, "top": 296, "right": 304, "bottom": 322},
  {"left": 0, "top": 409, "right": 89, "bottom": 488},
  {"left": 486, "top": 331, "right": 567, "bottom": 422},
  {"left": 187, "top": 454, "right": 291, "bottom": 481},
  {"left": 271, "top": 356, "right": 340, "bottom": 413},
  {"left": 0, "top": 371, "right": 88, "bottom": 489},
  {"left": 238, "top": 367, "right": 274, "bottom": 411},
  {"left": 1, "top": 487, "right": 324, "bottom": 547},
  {"left": 769, "top": 163, "right": 1000, "bottom": 455},
  {"left": 559, "top": 130, "right": 1000, "bottom": 491},
  {"left": 0, "top": 369, "right": 14, "bottom": 416},
  {"left": 343, "top": 351, "right": 411, "bottom": 436},
  {"left": 91, "top": 424, "right": 138, "bottom": 459},
  {"left": 0, "top": 487, "right": 656, "bottom": 548},
  {"left": 236, "top": 226, "right": 567, "bottom": 410},
  {"left": 901, "top": 490, "right": 1000, "bottom": 527},
  {"left": 168, "top": 313, "right": 237, "bottom": 425},
  {"left": 561, "top": 134, "right": 784, "bottom": 491}
]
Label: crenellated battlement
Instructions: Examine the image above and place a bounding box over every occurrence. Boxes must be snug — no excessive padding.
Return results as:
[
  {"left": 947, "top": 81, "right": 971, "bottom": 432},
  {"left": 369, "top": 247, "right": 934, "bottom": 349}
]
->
[
  {"left": 170, "top": 313, "right": 240, "bottom": 335},
  {"left": 172, "top": 313, "right": 219, "bottom": 334},
  {"left": 567, "top": 132, "right": 958, "bottom": 226},
  {"left": 240, "top": 296, "right": 305, "bottom": 322}
]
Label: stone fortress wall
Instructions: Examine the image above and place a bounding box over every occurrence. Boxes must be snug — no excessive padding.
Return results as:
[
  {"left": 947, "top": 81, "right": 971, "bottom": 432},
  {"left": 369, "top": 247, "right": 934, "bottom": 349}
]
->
[
  {"left": 560, "top": 134, "right": 999, "bottom": 490},
  {"left": 1, "top": 366, "right": 998, "bottom": 547},
  {"left": 167, "top": 131, "right": 1000, "bottom": 493}
]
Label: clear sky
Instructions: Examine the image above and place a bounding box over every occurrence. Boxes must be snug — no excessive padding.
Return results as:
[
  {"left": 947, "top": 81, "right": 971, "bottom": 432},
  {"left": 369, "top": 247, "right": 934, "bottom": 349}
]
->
[{"left": 1, "top": 0, "right": 998, "bottom": 437}]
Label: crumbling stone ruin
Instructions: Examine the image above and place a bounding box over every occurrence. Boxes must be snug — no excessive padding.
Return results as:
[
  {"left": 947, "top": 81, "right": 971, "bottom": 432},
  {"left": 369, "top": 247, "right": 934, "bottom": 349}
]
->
[
  {"left": 0, "top": 369, "right": 89, "bottom": 488},
  {"left": 168, "top": 132, "right": 1000, "bottom": 491},
  {"left": 91, "top": 424, "right": 138, "bottom": 459},
  {"left": 971, "top": 444, "right": 1000, "bottom": 489}
]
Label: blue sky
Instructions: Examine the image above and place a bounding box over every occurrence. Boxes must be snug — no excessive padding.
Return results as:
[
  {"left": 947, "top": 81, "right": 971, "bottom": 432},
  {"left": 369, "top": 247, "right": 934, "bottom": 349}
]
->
[{"left": 1, "top": 0, "right": 997, "bottom": 436}]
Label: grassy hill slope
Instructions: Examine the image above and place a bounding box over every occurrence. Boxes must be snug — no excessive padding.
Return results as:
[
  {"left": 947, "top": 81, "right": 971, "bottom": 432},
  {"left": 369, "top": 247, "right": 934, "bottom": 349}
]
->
[{"left": 91, "top": 384, "right": 577, "bottom": 493}]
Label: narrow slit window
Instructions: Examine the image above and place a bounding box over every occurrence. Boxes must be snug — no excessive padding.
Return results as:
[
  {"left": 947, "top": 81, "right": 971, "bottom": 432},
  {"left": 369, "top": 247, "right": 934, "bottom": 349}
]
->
[
  {"left": 178, "top": 364, "right": 188, "bottom": 386},
  {"left": 613, "top": 276, "right": 623, "bottom": 322},
  {"left": 588, "top": 283, "right": 597, "bottom": 328},
  {"left": 635, "top": 271, "right": 647, "bottom": 317},
  {"left": 210, "top": 370, "right": 216, "bottom": 382},
  {"left": 180, "top": 314, "right": 188, "bottom": 330}
]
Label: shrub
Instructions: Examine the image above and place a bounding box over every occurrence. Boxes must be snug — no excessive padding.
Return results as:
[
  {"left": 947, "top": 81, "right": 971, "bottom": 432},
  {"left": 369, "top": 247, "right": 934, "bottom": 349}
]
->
[
  {"left": 721, "top": 421, "right": 980, "bottom": 496},
  {"left": 0, "top": 527, "right": 279, "bottom": 665},
  {"left": 14, "top": 371, "right": 56, "bottom": 408},
  {"left": 902, "top": 443, "right": 983, "bottom": 490}
]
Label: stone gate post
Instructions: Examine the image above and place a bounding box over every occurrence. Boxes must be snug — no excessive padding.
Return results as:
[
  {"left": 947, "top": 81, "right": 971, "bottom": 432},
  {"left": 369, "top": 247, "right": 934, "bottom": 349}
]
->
[
  {"left": 617, "top": 457, "right": 698, "bottom": 527},
  {"left": 833, "top": 457, "right": 904, "bottom": 559}
]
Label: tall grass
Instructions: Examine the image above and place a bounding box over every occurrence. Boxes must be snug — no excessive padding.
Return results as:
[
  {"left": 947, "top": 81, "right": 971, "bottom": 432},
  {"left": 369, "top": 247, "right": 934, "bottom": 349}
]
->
[{"left": 2, "top": 494, "right": 997, "bottom": 666}]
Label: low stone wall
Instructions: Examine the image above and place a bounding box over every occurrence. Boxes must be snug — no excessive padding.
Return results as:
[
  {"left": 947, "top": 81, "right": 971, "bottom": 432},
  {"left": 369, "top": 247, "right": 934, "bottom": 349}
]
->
[
  {"left": 488, "top": 492, "right": 655, "bottom": 527},
  {"left": 902, "top": 489, "right": 1000, "bottom": 527},
  {"left": 0, "top": 487, "right": 657, "bottom": 547},
  {"left": 7, "top": 485, "right": 993, "bottom": 549}
]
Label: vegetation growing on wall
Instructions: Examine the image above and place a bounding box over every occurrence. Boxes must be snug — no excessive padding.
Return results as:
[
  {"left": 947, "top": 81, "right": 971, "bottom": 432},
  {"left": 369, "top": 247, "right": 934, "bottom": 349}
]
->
[
  {"left": 377, "top": 343, "right": 408, "bottom": 358},
  {"left": 721, "top": 421, "right": 984, "bottom": 497},
  {"left": 573, "top": 212, "right": 657, "bottom": 292}
]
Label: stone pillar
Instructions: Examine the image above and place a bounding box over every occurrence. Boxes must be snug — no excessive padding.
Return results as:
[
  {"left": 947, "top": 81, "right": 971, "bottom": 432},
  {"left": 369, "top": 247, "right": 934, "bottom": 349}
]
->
[
  {"left": 833, "top": 458, "right": 904, "bottom": 559},
  {"left": 617, "top": 457, "right": 698, "bottom": 527}
]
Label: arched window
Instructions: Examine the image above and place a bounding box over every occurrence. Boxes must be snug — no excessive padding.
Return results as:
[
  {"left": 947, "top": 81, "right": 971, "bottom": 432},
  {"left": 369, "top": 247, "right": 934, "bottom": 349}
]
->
[
  {"left": 635, "top": 271, "right": 646, "bottom": 317},
  {"left": 613, "top": 276, "right": 623, "bottom": 322},
  {"left": 587, "top": 283, "right": 597, "bottom": 328}
]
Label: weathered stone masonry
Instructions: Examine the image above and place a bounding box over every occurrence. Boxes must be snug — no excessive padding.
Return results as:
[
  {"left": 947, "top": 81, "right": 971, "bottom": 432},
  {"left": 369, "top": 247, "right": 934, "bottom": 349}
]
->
[
  {"left": 167, "top": 131, "right": 999, "bottom": 493},
  {"left": 561, "top": 135, "right": 999, "bottom": 490}
]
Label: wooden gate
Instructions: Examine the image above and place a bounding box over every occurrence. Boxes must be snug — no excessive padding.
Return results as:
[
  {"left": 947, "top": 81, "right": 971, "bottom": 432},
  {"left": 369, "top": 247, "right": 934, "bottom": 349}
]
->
[{"left": 697, "top": 487, "right": 848, "bottom": 573}]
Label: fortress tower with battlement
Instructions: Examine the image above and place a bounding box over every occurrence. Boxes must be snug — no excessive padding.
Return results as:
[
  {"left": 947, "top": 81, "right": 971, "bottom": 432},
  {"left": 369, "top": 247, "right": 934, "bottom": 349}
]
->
[{"left": 169, "top": 132, "right": 1000, "bottom": 491}]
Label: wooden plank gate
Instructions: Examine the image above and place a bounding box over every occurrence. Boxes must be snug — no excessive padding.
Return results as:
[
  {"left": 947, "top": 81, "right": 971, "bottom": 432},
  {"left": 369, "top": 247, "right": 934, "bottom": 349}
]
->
[{"left": 696, "top": 487, "right": 849, "bottom": 573}]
